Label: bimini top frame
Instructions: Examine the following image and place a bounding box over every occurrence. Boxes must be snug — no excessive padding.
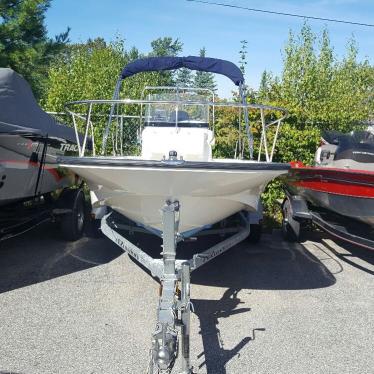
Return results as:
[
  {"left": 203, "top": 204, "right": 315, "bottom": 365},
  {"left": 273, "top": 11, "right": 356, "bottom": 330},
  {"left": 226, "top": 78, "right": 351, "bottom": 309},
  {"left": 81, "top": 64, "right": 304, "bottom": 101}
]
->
[
  {"left": 105, "top": 56, "right": 252, "bottom": 156},
  {"left": 64, "top": 56, "right": 288, "bottom": 161}
]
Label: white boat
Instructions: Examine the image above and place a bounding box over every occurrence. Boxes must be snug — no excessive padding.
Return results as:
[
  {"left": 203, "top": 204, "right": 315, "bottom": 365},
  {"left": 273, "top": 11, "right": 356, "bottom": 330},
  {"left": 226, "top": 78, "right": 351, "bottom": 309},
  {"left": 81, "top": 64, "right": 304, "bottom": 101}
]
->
[
  {"left": 59, "top": 56, "right": 289, "bottom": 236},
  {"left": 64, "top": 158, "right": 286, "bottom": 235},
  {"left": 58, "top": 56, "right": 289, "bottom": 373}
]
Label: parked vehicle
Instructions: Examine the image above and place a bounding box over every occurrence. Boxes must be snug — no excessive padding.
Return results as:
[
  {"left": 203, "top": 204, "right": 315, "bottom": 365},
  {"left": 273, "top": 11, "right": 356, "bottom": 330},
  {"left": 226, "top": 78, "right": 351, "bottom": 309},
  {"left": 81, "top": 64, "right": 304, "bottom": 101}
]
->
[
  {"left": 0, "top": 68, "right": 88, "bottom": 241},
  {"left": 282, "top": 129, "right": 374, "bottom": 250}
]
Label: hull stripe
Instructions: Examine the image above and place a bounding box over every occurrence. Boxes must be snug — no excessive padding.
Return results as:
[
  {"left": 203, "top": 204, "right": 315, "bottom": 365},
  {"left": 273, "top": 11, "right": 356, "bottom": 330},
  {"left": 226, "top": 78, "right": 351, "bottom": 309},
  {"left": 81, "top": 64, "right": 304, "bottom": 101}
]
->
[
  {"left": 288, "top": 167, "right": 374, "bottom": 198},
  {"left": 291, "top": 180, "right": 374, "bottom": 198},
  {"left": 1, "top": 160, "right": 63, "bottom": 181}
]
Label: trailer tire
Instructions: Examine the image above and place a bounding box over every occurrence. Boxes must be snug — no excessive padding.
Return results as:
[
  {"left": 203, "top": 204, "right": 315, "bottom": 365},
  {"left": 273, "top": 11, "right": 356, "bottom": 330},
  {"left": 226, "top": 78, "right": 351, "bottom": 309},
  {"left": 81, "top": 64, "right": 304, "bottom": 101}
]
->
[
  {"left": 60, "top": 189, "right": 85, "bottom": 241},
  {"left": 247, "top": 223, "right": 262, "bottom": 243},
  {"left": 281, "top": 197, "right": 299, "bottom": 242}
]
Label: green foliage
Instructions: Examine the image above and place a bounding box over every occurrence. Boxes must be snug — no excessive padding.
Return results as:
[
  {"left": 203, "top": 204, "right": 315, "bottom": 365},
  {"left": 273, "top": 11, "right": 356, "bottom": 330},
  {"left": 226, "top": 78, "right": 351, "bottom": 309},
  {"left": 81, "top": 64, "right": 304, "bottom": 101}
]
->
[
  {"left": 43, "top": 36, "right": 184, "bottom": 112},
  {"left": 175, "top": 47, "right": 218, "bottom": 89},
  {"left": 261, "top": 179, "right": 284, "bottom": 223},
  {"left": 259, "top": 23, "right": 373, "bottom": 132},
  {"left": 42, "top": 38, "right": 124, "bottom": 110},
  {"left": 0, "top": 0, "right": 69, "bottom": 98},
  {"left": 150, "top": 37, "right": 183, "bottom": 85},
  {"left": 175, "top": 67, "right": 193, "bottom": 87},
  {"left": 193, "top": 47, "right": 216, "bottom": 91},
  {"left": 42, "top": 37, "right": 187, "bottom": 110},
  {"left": 150, "top": 37, "right": 183, "bottom": 57},
  {"left": 41, "top": 36, "right": 186, "bottom": 152},
  {"left": 256, "top": 22, "right": 374, "bottom": 222},
  {"left": 40, "top": 21, "right": 373, "bottom": 223},
  {"left": 213, "top": 104, "right": 240, "bottom": 158},
  {"left": 275, "top": 124, "right": 321, "bottom": 165}
]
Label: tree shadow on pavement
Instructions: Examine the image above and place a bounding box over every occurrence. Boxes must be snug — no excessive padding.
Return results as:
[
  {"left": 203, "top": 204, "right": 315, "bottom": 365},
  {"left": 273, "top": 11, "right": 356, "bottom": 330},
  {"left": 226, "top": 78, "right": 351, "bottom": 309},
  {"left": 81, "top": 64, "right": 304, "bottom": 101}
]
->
[
  {"left": 0, "top": 221, "right": 123, "bottom": 294},
  {"left": 0, "top": 222, "right": 346, "bottom": 374},
  {"left": 189, "top": 233, "right": 337, "bottom": 373},
  {"left": 193, "top": 287, "right": 254, "bottom": 374},
  {"left": 192, "top": 234, "right": 336, "bottom": 290}
]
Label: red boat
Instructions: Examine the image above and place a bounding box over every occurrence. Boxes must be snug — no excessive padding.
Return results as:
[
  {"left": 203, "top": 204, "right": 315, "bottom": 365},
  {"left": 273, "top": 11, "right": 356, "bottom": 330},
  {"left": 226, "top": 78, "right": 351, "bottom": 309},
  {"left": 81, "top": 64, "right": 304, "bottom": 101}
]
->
[{"left": 282, "top": 130, "right": 374, "bottom": 249}]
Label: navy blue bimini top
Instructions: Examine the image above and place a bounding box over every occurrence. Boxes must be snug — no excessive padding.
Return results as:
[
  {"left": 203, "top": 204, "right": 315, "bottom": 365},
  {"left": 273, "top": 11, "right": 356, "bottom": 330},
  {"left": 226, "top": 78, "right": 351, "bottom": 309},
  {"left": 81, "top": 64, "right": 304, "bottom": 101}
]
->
[{"left": 121, "top": 56, "right": 244, "bottom": 86}]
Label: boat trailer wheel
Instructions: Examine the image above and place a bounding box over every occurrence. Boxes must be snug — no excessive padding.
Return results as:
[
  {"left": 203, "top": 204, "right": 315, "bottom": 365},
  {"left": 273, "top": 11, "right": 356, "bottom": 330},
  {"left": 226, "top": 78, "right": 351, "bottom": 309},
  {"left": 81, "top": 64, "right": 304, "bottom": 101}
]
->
[{"left": 60, "top": 188, "right": 86, "bottom": 241}]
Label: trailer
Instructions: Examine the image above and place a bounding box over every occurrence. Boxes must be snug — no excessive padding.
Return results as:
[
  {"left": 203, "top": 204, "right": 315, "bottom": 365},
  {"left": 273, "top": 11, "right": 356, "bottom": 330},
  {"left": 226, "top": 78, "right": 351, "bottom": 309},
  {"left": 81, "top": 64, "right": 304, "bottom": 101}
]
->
[
  {"left": 94, "top": 202, "right": 262, "bottom": 373},
  {"left": 0, "top": 187, "right": 86, "bottom": 242},
  {"left": 281, "top": 192, "right": 374, "bottom": 250}
]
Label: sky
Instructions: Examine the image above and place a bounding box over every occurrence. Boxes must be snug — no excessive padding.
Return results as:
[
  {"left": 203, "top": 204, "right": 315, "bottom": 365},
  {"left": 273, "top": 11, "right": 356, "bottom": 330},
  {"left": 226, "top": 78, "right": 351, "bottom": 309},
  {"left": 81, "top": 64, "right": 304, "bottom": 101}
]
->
[{"left": 46, "top": 0, "right": 374, "bottom": 98}]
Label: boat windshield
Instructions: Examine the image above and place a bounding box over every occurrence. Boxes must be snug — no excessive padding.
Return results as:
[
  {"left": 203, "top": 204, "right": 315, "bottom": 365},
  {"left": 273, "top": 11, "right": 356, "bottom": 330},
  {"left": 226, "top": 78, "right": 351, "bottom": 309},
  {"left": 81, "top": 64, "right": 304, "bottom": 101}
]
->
[
  {"left": 323, "top": 130, "right": 374, "bottom": 146},
  {"left": 144, "top": 88, "right": 211, "bottom": 128}
]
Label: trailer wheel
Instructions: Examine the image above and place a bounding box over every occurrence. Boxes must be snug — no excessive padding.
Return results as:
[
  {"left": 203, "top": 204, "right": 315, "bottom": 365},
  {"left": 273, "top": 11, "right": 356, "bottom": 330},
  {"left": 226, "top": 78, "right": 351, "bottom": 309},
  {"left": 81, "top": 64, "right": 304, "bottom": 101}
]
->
[
  {"left": 60, "top": 189, "right": 85, "bottom": 241},
  {"left": 247, "top": 223, "right": 262, "bottom": 243},
  {"left": 281, "top": 198, "right": 298, "bottom": 242}
]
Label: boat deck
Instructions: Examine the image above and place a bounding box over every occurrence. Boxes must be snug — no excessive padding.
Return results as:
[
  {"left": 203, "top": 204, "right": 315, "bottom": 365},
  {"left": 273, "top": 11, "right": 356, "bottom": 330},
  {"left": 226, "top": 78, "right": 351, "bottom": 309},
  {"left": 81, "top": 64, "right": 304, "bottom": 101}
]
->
[{"left": 59, "top": 156, "right": 290, "bottom": 171}]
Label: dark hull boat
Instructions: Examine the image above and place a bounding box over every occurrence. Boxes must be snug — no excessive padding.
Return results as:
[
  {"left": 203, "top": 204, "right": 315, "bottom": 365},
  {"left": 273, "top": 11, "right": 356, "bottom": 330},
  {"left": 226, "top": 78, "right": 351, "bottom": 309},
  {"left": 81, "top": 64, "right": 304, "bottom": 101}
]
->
[
  {"left": 0, "top": 130, "right": 79, "bottom": 206},
  {"left": 0, "top": 68, "right": 81, "bottom": 207},
  {"left": 0, "top": 68, "right": 87, "bottom": 240},
  {"left": 283, "top": 129, "right": 374, "bottom": 249}
]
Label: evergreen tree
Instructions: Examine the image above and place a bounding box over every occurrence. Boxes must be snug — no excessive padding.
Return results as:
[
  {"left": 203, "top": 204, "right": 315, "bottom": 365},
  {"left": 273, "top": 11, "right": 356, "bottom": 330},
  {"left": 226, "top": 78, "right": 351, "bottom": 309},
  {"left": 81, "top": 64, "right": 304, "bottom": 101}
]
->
[
  {"left": 0, "top": 0, "right": 70, "bottom": 98},
  {"left": 175, "top": 68, "right": 192, "bottom": 87},
  {"left": 193, "top": 47, "right": 216, "bottom": 91},
  {"left": 258, "top": 70, "right": 275, "bottom": 101},
  {"left": 149, "top": 37, "right": 183, "bottom": 85}
]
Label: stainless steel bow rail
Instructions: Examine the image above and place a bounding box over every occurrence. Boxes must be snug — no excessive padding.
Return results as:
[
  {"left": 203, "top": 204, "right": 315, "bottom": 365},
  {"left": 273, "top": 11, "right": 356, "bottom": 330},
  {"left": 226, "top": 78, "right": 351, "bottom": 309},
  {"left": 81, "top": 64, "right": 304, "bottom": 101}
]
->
[
  {"left": 101, "top": 201, "right": 251, "bottom": 373},
  {"left": 64, "top": 97, "right": 288, "bottom": 162}
]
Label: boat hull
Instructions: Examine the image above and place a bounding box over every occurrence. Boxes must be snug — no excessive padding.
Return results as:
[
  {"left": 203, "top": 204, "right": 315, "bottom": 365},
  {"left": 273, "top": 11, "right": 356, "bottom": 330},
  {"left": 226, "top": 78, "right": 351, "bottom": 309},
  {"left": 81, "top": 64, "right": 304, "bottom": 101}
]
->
[
  {"left": 286, "top": 166, "right": 374, "bottom": 226},
  {"left": 59, "top": 157, "right": 289, "bottom": 234},
  {"left": 0, "top": 133, "right": 78, "bottom": 206}
]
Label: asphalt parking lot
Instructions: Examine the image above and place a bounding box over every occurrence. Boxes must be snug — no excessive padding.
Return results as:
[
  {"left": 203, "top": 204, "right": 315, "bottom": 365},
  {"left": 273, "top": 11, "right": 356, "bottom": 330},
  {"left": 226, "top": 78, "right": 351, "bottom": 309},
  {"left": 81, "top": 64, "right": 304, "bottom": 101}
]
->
[{"left": 0, "top": 223, "right": 373, "bottom": 374}]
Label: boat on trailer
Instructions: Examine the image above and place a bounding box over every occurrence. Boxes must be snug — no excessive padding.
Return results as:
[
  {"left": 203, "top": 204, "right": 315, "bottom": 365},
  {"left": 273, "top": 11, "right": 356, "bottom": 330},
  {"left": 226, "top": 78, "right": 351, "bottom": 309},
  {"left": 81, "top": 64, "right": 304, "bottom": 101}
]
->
[
  {"left": 282, "top": 129, "right": 374, "bottom": 250},
  {"left": 0, "top": 68, "right": 88, "bottom": 241},
  {"left": 58, "top": 56, "right": 289, "bottom": 373}
]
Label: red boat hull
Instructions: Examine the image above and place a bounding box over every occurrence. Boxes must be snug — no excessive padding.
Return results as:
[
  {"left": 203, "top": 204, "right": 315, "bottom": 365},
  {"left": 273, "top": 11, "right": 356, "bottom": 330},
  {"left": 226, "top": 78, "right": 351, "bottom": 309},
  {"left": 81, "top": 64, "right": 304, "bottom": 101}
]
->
[{"left": 286, "top": 166, "right": 374, "bottom": 227}]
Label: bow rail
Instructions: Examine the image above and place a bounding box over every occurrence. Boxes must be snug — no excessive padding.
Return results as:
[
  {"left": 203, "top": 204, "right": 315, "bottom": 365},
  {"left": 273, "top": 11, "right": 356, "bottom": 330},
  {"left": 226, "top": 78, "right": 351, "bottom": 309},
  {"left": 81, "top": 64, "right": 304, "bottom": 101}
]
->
[{"left": 64, "top": 93, "right": 288, "bottom": 161}]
